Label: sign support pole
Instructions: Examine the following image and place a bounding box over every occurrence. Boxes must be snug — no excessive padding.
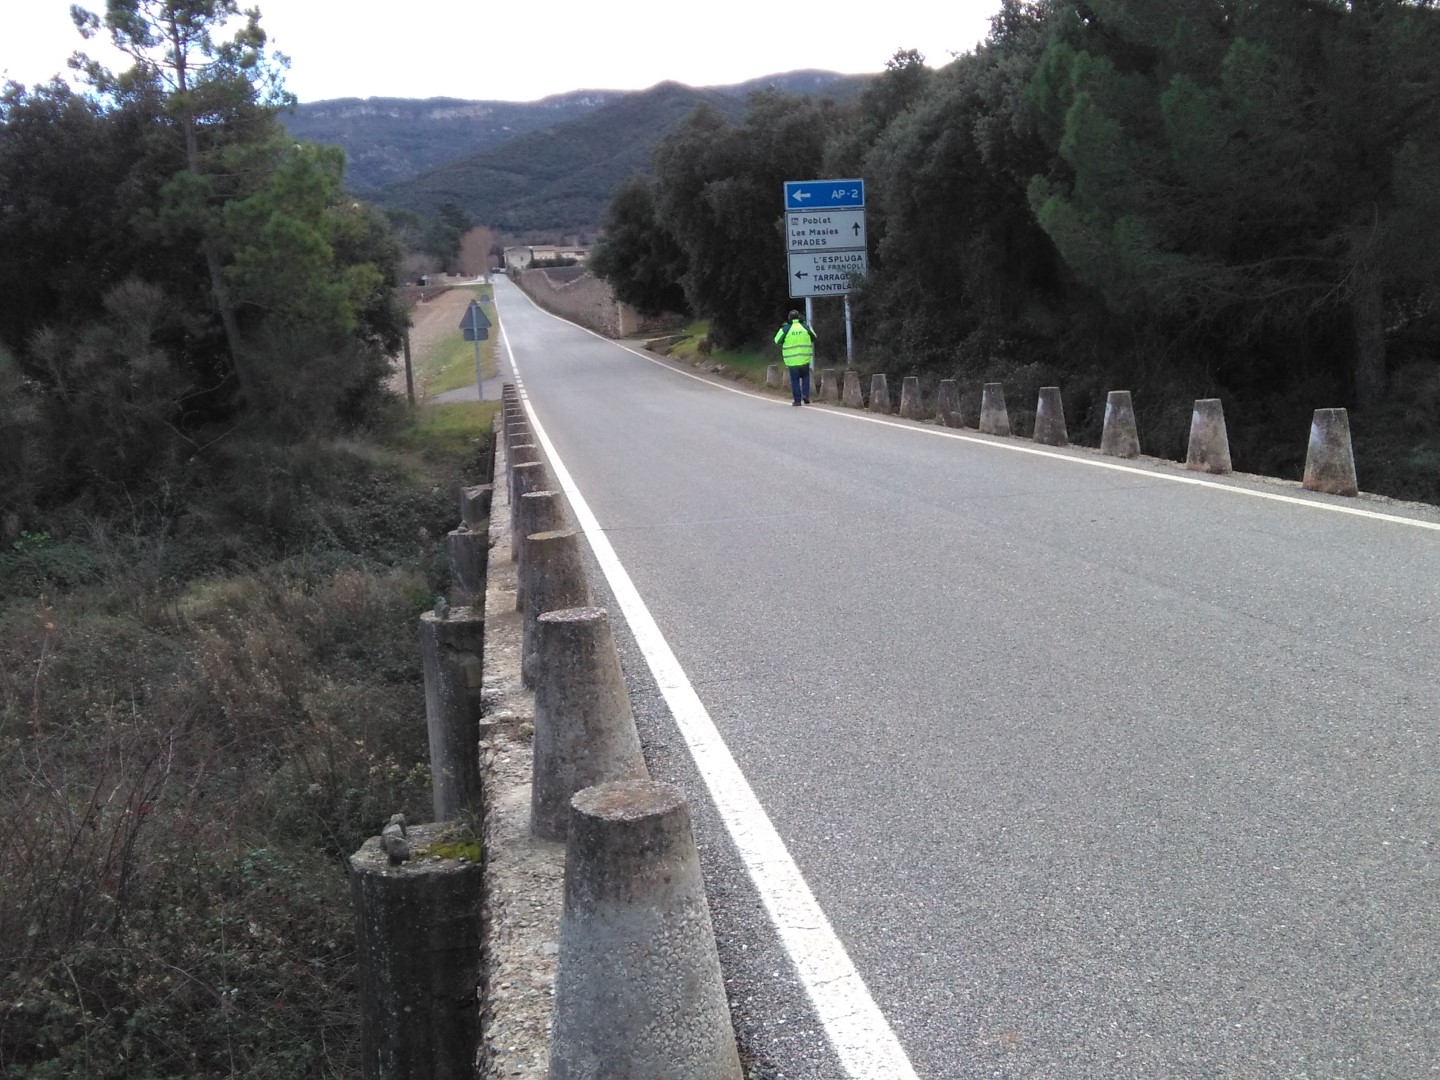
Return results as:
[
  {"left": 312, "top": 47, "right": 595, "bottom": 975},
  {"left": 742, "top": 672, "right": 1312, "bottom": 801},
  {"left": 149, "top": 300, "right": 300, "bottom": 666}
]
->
[
  {"left": 844, "top": 294, "right": 854, "bottom": 365},
  {"left": 474, "top": 335, "right": 483, "bottom": 400}
]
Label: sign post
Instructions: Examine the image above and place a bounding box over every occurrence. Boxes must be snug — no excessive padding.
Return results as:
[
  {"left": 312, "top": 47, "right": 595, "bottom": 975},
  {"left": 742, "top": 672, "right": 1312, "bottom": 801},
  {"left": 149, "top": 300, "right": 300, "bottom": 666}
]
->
[
  {"left": 783, "top": 179, "right": 866, "bottom": 364},
  {"left": 459, "top": 299, "right": 491, "bottom": 399}
]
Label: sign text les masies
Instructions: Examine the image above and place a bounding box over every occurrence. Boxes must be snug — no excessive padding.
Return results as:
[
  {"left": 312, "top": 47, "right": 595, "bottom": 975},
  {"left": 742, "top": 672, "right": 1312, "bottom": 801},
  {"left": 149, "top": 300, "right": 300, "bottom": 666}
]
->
[{"left": 787, "top": 209, "right": 866, "bottom": 252}]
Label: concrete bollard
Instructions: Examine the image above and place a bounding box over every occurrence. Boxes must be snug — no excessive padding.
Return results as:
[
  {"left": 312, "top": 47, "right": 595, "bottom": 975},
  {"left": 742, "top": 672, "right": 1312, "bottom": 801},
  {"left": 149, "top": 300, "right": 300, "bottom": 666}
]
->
[
  {"left": 899, "top": 376, "right": 924, "bottom": 419},
  {"left": 1303, "top": 408, "right": 1359, "bottom": 496},
  {"left": 1185, "top": 398, "right": 1233, "bottom": 473},
  {"left": 514, "top": 489, "right": 566, "bottom": 612},
  {"left": 1100, "top": 390, "right": 1141, "bottom": 458},
  {"left": 458, "top": 484, "right": 493, "bottom": 529},
  {"left": 447, "top": 526, "right": 487, "bottom": 607},
  {"left": 350, "top": 820, "right": 483, "bottom": 1080},
  {"left": 979, "top": 383, "right": 1011, "bottom": 436},
  {"left": 869, "top": 374, "right": 892, "bottom": 414},
  {"left": 765, "top": 363, "right": 782, "bottom": 388},
  {"left": 549, "top": 780, "right": 742, "bottom": 1080},
  {"left": 936, "top": 379, "right": 961, "bottom": 427},
  {"left": 419, "top": 608, "right": 484, "bottom": 820},
  {"left": 509, "top": 443, "right": 540, "bottom": 487},
  {"left": 1033, "top": 386, "right": 1069, "bottom": 447},
  {"left": 530, "top": 607, "right": 648, "bottom": 840},
  {"left": 821, "top": 368, "right": 842, "bottom": 404},
  {"left": 510, "top": 461, "right": 548, "bottom": 556},
  {"left": 842, "top": 370, "right": 865, "bottom": 408},
  {"left": 522, "top": 529, "right": 593, "bottom": 689}
]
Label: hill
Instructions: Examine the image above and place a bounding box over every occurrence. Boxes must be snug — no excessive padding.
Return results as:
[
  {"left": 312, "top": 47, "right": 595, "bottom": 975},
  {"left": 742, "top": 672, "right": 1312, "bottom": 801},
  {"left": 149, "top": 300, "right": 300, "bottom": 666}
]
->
[
  {"left": 282, "top": 71, "right": 869, "bottom": 230},
  {"left": 279, "top": 91, "right": 624, "bottom": 194},
  {"left": 375, "top": 71, "right": 869, "bottom": 232}
]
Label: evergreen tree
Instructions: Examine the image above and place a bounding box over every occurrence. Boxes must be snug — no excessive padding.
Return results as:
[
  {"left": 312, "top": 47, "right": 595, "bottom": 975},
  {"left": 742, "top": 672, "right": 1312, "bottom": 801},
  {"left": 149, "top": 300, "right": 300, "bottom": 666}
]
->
[{"left": 589, "top": 176, "right": 689, "bottom": 317}]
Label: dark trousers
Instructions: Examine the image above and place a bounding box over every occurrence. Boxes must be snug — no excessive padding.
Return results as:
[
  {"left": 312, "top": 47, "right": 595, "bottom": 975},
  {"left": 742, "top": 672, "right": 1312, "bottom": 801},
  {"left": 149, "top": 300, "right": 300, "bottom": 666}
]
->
[{"left": 787, "top": 363, "right": 811, "bottom": 403}]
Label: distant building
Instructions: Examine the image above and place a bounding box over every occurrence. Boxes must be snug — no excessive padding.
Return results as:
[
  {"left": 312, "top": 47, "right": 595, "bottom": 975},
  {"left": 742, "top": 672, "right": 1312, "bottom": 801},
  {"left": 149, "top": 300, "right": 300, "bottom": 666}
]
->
[{"left": 503, "top": 244, "right": 589, "bottom": 271}]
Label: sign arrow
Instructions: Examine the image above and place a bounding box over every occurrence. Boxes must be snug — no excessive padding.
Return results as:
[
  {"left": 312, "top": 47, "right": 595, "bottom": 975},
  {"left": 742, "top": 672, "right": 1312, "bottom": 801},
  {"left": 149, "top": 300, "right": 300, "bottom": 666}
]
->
[
  {"left": 852, "top": 222, "right": 862, "bottom": 235},
  {"left": 791, "top": 191, "right": 811, "bottom": 204},
  {"left": 794, "top": 270, "right": 809, "bottom": 280}
]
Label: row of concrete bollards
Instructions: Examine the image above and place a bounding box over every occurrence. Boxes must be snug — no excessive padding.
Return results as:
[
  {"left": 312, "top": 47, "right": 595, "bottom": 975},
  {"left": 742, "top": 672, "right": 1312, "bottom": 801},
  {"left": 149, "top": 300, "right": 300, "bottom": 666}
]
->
[
  {"left": 500, "top": 384, "right": 743, "bottom": 1079},
  {"left": 350, "top": 477, "right": 498, "bottom": 1076},
  {"left": 763, "top": 365, "right": 1361, "bottom": 497},
  {"left": 350, "top": 387, "right": 744, "bottom": 1078}
]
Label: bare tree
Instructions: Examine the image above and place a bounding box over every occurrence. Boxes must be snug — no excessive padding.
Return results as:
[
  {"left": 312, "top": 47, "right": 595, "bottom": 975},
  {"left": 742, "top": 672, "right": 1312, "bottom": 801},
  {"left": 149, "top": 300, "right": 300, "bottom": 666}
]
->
[{"left": 458, "top": 226, "right": 498, "bottom": 279}]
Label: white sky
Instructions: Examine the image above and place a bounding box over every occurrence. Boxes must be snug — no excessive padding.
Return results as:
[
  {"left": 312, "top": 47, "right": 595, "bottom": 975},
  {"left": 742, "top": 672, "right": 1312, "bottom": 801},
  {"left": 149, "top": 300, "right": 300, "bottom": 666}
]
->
[{"left": 4, "top": 0, "right": 1003, "bottom": 104}]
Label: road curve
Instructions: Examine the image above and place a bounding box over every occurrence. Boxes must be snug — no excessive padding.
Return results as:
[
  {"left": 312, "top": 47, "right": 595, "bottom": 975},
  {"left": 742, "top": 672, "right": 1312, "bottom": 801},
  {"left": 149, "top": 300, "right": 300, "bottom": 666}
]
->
[{"left": 493, "top": 277, "right": 1440, "bottom": 1079}]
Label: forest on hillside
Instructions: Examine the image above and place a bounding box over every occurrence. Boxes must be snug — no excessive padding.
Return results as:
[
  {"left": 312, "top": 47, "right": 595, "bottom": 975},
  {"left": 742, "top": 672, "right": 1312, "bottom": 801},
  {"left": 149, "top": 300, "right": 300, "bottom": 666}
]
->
[{"left": 593, "top": 0, "right": 1440, "bottom": 498}]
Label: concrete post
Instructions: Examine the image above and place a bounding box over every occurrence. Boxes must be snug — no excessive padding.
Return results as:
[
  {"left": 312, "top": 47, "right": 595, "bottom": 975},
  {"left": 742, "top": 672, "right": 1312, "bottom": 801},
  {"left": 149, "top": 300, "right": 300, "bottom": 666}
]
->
[
  {"left": 1185, "top": 398, "right": 1233, "bottom": 474},
  {"left": 869, "top": 374, "right": 891, "bottom": 414},
  {"left": 522, "top": 529, "right": 593, "bottom": 689},
  {"left": 899, "top": 376, "right": 924, "bottom": 419},
  {"left": 842, "top": 370, "right": 865, "bottom": 408},
  {"left": 459, "top": 484, "right": 492, "bottom": 529},
  {"left": 1033, "top": 386, "right": 1069, "bottom": 447},
  {"left": 765, "top": 363, "right": 782, "bottom": 388},
  {"left": 350, "top": 820, "right": 483, "bottom": 1080},
  {"left": 530, "top": 607, "right": 648, "bottom": 840},
  {"left": 821, "top": 368, "right": 842, "bottom": 404},
  {"left": 419, "top": 608, "right": 484, "bottom": 820},
  {"left": 979, "top": 383, "right": 1012, "bottom": 436},
  {"left": 514, "top": 489, "right": 566, "bottom": 612},
  {"left": 510, "top": 461, "right": 547, "bottom": 557},
  {"left": 446, "top": 526, "right": 486, "bottom": 608},
  {"left": 1303, "top": 408, "right": 1359, "bottom": 496},
  {"left": 936, "top": 379, "right": 961, "bottom": 427},
  {"left": 549, "top": 780, "right": 742, "bottom": 1080},
  {"left": 1100, "top": 390, "right": 1141, "bottom": 458}
]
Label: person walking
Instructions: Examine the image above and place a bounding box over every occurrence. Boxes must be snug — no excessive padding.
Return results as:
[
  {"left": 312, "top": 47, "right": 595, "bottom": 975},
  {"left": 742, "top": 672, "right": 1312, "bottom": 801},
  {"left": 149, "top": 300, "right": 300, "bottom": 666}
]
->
[{"left": 773, "top": 309, "right": 816, "bottom": 406}]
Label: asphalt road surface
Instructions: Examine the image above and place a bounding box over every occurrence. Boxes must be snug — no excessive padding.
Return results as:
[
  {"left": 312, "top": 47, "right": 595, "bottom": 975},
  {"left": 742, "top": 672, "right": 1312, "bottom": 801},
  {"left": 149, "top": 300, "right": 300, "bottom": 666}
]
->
[{"left": 492, "top": 277, "right": 1440, "bottom": 1079}]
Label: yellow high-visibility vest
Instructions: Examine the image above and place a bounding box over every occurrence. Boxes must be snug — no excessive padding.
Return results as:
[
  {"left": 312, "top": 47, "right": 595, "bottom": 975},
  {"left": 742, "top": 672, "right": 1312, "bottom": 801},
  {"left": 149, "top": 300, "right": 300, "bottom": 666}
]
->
[{"left": 774, "top": 320, "right": 816, "bottom": 366}]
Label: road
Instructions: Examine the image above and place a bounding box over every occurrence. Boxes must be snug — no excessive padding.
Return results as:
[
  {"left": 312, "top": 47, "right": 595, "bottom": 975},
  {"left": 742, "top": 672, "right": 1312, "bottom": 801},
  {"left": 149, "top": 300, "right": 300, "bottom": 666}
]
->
[{"left": 492, "top": 277, "right": 1440, "bottom": 1079}]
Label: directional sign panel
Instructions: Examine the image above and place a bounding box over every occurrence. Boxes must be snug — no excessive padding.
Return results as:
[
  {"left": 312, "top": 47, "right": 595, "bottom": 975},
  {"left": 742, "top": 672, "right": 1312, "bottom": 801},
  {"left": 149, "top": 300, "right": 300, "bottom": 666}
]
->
[
  {"left": 787, "top": 209, "right": 866, "bottom": 253},
  {"left": 784, "top": 178, "right": 865, "bottom": 212},
  {"left": 788, "top": 249, "right": 869, "bottom": 298}
]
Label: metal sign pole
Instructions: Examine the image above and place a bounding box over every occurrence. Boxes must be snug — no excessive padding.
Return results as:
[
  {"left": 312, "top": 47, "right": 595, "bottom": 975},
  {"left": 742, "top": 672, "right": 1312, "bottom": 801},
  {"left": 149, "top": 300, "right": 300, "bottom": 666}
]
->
[
  {"left": 844, "top": 294, "right": 854, "bottom": 365},
  {"left": 474, "top": 333, "right": 483, "bottom": 400}
]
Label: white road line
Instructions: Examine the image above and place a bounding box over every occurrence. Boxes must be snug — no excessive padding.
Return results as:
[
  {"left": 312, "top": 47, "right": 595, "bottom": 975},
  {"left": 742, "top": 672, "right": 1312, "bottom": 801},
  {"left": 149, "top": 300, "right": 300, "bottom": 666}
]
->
[
  {"left": 497, "top": 311, "right": 921, "bottom": 1080},
  {"left": 498, "top": 282, "right": 1440, "bottom": 535}
]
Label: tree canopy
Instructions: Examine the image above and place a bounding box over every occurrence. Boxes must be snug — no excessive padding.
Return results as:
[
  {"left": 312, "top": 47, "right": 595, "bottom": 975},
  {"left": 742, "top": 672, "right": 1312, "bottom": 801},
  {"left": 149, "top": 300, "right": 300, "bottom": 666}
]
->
[{"left": 1, "top": 2, "right": 406, "bottom": 519}]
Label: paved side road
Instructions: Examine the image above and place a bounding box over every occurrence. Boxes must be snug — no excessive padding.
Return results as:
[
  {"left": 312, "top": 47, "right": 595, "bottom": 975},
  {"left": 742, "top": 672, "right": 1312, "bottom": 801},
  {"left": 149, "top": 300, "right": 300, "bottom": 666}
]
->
[{"left": 492, "top": 277, "right": 1440, "bottom": 1079}]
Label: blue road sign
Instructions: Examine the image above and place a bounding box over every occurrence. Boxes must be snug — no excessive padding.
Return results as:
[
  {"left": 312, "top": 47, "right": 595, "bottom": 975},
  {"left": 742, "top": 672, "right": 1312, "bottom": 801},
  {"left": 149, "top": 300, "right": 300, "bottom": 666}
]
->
[{"left": 784, "top": 178, "right": 865, "bottom": 211}]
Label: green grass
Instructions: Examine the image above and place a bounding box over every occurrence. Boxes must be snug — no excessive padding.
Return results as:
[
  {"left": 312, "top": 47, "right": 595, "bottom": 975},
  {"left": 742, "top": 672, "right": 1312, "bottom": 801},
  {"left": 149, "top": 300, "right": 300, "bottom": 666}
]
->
[
  {"left": 664, "top": 320, "right": 774, "bottom": 384},
  {"left": 420, "top": 286, "right": 500, "bottom": 398},
  {"left": 395, "top": 400, "right": 501, "bottom": 460}
]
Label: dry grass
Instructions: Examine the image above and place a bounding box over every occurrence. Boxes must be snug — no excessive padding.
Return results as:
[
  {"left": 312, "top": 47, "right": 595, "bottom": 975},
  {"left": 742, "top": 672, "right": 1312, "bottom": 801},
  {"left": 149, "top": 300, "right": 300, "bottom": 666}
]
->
[{"left": 0, "top": 413, "right": 492, "bottom": 1077}]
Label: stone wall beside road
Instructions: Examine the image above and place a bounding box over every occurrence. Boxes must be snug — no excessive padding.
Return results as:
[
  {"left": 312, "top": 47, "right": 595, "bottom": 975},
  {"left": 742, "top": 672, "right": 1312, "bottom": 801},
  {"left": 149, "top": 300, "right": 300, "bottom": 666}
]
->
[{"left": 514, "top": 268, "right": 683, "bottom": 339}]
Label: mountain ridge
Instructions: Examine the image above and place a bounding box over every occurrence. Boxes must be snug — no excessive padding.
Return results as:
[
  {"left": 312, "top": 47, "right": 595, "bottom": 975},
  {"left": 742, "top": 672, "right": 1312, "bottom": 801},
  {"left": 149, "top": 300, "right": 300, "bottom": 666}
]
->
[{"left": 280, "top": 70, "right": 871, "bottom": 228}]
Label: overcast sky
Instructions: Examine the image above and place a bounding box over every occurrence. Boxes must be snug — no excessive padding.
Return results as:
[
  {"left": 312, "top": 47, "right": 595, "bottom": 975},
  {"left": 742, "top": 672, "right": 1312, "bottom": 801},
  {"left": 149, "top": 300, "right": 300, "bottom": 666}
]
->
[{"left": 5, "top": 0, "right": 1004, "bottom": 104}]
